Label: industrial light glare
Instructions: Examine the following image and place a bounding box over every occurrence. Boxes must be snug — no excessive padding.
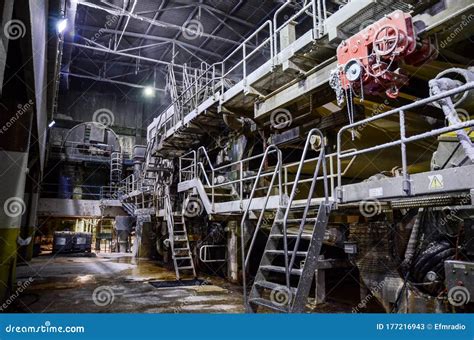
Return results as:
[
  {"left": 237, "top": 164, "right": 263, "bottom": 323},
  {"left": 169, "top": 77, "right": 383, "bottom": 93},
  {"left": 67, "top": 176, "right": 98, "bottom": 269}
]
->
[
  {"left": 48, "top": 120, "right": 56, "bottom": 128},
  {"left": 144, "top": 86, "right": 155, "bottom": 97},
  {"left": 57, "top": 19, "right": 68, "bottom": 33}
]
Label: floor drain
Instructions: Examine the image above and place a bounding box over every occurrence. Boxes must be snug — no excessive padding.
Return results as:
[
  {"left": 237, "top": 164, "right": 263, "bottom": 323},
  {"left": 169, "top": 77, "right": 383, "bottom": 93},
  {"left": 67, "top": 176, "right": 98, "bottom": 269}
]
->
[{"left": 149, "top": 279, "right": 210, "bottom": 288}]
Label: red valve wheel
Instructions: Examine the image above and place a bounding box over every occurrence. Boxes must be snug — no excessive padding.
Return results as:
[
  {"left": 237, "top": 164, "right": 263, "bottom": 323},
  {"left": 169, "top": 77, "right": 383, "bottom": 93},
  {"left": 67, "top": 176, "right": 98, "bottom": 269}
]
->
[{"left": 373, "top": 25, "right": 400, "bottom": 57}]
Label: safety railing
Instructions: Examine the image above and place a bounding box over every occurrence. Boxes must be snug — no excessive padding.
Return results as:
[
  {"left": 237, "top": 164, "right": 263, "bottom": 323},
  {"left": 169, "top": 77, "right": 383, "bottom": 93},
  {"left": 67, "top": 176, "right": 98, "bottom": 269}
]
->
[
  {"left": 240, "top": 145, "right": 283, "bottom": 307},
  {"left": 58, "top": 141, "right": 115, "bottom": 162},
  {"left": 178, "top": 143, "right": 356, "bottom": 208},
  {"left": 164, "top": 194, "right": 175, "bottom": 251},
  {"left": 155, "top": 0, "right": 328, "bottom": 146},
  {"left": 281, "top": 129, "right": 328, "bottom": 288},
  {"left": 337, "top": 81, "right": 474, "bottom": 201},
  {"left": 185, "top": 146, "right": 282, "bottom": 210},
  {"left": 41, "top": 183, "right": 106, "bottom": 200}
]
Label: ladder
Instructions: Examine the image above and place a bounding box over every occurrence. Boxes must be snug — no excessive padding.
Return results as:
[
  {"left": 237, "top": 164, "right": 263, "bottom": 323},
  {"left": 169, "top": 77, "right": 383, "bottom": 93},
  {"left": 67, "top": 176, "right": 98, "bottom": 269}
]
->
[
  {"left": 164, "top": 194, "right": 196, "bottom": 279},
  {"left": 245, "top": 129, "right": 331, "bottom": 313}
]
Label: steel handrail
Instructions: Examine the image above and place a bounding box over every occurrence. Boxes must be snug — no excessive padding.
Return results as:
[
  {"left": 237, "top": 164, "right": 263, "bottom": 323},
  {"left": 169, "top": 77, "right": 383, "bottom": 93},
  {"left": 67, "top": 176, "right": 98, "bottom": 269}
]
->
[
  {"left": 282, "top": 128, "right": 328, "bottom": 279},
  {"left": 337, "top": 81, "right": 474, "bottom": 194},
  {"left": 240, "top": 144, "right": 283, "bottom": 308},
  {"left": 156, "top": 0, "right": 328, "bottom": 141}
]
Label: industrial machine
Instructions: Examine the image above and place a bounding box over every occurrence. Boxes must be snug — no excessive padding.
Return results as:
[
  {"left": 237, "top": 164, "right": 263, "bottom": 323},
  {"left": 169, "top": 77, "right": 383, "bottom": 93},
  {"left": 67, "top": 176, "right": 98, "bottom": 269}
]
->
[{"left": 102, "top": 0, "right": 474, "bottom": 314}]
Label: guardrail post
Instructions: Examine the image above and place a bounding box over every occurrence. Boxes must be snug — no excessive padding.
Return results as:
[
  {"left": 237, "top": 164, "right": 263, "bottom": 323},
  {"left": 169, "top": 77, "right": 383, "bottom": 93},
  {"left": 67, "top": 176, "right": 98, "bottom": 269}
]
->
[{"left": 399, "top": 110, "right": 411, "bottom": 195}]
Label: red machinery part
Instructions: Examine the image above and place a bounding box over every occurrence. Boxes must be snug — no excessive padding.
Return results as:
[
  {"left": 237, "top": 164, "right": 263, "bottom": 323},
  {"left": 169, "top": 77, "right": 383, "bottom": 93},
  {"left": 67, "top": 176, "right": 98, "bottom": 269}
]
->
[{"left": 335, "top": 10, "right": 435, "bottom": 99}]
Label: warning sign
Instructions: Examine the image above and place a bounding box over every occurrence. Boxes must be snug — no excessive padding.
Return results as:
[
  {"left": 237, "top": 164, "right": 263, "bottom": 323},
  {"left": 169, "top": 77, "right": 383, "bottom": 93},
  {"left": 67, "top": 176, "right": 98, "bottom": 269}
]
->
[{"left": 428, "top": 174, "right": 444, "bottom": 190}]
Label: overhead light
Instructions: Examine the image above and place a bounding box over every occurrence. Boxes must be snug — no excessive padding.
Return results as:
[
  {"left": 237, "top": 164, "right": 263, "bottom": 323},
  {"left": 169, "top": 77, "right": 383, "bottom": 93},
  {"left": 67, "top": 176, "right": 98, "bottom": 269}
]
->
[
  {"left": 48, "top": 120, "right": 56, "bottom": 128},
  {"left": 143, "top": 86, "right": 155, "bottom": 97},
  {"left": 57, "top": 18, "right": 68, "bottom": 34}
]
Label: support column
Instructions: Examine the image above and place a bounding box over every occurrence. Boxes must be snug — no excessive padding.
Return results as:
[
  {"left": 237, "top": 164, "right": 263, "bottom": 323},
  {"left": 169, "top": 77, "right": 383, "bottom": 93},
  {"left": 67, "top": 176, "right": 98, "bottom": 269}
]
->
[
  {"left": 133, "top": 219, "right": 153, "bottom": 258},
  {"left": 227, "top": 221, "right": 238, "bottom": 282},
  {"left": 0, "top": 151, "right": 29, "bottom": 302}
]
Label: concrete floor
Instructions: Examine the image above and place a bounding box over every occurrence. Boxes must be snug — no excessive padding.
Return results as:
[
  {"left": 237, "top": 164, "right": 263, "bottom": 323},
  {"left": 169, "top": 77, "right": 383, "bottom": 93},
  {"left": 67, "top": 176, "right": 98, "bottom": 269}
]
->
[
  {"left": 12, "top": 253, "right": 245, "bottom": 313},
  {"left": 8, "top": 252, "right": 360, "bottom": 313}
]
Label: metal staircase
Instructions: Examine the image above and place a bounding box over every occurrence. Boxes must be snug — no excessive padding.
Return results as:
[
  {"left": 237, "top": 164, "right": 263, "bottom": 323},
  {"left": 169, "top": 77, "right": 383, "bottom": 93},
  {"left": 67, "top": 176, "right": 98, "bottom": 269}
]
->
[
  {"left": 164, "top": 193, "right": 196, "bottom": 279},
  {"left": 243, "top": 129, "right": 332, "bottom": 313}
]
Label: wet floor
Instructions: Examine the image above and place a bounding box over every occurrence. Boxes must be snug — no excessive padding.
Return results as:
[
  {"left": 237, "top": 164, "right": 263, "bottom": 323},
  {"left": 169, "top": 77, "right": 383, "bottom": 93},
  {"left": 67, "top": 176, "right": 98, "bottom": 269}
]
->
[
  {"left": 12, "top": 253, "right": 245, "bottom": 313},
  {"left": 8, "top": 252, "right": 361, "bottom": 313}
]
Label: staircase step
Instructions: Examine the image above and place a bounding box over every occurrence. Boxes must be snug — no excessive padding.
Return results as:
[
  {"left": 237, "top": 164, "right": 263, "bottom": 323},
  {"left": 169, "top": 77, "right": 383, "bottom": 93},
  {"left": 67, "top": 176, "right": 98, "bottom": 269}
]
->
[
  {"left": 174, "top": 247, "right": 190, "bottom": 251},
  {"left": 177, "top": 266, "right": 194, "bottom": 270},
  {"left": 265, "top": 250, "right": 307, "bottom": 256},
  {"left": 275, "top": 218, "right": 317, "bottom": 224},
  {"left": 254, "top": 281, "right": 297, "bottom": 294},
  {"left": 270, "top": 234, "right": 312, "bottom": 240},
  {"left": 260, "top": 265, "right": 302, "bottom": 275},
  {"left": 174, "top": 237, "right": 188, "bottom": 242},
  {"left": 174, "top": 256, "right": 192, "bottom": 261},
  {"left": 249, "top": 298, "right": 289, "bottom": 313}
]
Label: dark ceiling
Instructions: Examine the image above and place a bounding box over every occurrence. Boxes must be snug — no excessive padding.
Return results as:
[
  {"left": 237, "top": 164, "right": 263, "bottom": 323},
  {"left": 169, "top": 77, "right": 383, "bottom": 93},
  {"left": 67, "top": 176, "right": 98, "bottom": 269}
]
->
[{"left": 61, "top": 0, "right": 292, "bottom": 98}]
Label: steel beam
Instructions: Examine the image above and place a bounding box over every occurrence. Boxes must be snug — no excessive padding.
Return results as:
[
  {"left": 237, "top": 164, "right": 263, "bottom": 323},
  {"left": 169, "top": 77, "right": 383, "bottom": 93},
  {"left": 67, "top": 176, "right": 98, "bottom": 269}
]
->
[
  {"left": 62, "top": 71, "right": 166, "bottom": 92},
  {"left": 77, "top": 25, "right": 221, "bottom": 58},
  {"left": 77, "top": 1, "right": 243, "bottom": 46},
  {"left": 67, "top": 42, "right": 207, "bottom": 71}
]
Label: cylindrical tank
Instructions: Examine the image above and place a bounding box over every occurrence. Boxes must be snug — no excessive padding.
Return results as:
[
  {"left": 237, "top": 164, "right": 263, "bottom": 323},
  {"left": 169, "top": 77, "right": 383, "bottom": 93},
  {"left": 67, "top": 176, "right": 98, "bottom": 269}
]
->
[{"left": 58, "top": 176, "right": 72, "bottom": 199}]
